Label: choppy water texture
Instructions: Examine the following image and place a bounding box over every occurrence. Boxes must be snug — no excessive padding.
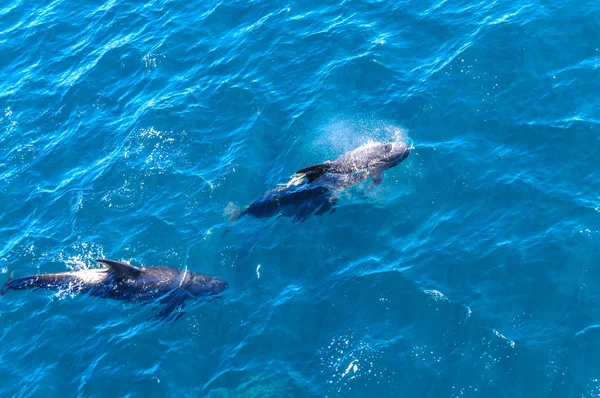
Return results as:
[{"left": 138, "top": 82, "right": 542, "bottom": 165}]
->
[{"left": 1, "top": 0, "right": 599, "bottom": 396}]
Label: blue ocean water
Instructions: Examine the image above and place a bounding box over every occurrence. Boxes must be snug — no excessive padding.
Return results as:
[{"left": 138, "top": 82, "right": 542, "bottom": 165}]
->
[{"left": 1, "top": 0, "right": 599, "bottom": 396}]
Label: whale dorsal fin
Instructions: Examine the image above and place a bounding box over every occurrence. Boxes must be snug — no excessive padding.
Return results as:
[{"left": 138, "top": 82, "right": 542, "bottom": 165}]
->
[
  {"left": 96, "top": 259, "right": 143, "bottom": 278},
  {"left": 295, "top": 162, "right": 333, "bottom": 183}
]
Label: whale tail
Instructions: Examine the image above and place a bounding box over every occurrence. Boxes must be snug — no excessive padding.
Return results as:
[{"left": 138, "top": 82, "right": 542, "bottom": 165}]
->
[
  {"left": 224, "top": 202, "right": 242, "bottom": 223},
  {"left": 1, "top": 270, "right": 14, "bottom": 297}
]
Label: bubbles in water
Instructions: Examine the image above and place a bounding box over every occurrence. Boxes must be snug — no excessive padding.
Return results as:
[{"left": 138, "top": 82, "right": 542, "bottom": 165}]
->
[
  {"left": 424, "top": 289, "right": 449, "bottom": 302},
  {"left": 578, "top": 228, "right": 598, "bottom": 238},
  {"left": 142, "top": 53, "right": 165, "bottom": 72},
  {"left": 410, "top": 344, "right": 443, "bottom": 364},
  {"left": 0, "top": 105, "right": 18, "bottom": 146},
  {"left": 122, "top": 127, "right": 190, "bottom": 172},
  {"left": 56, "top": 242, "right": 106, "bottom": 270},
  {"left": 310, "top": 117, "right": 410, "bottom": 159},
  {"left": 318, "top": 333, "right": 394, "bottom": 396},
  {"left": 492, "top": 329, "right": 515, "bottom": 348},
  {"left": 136, "top": 127, "right": 178, "bottom": 170}
]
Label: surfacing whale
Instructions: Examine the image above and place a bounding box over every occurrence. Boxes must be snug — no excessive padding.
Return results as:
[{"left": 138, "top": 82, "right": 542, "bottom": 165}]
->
[
  {"left": 1, "top": 259, "right": 228, "bottom": 321},
  {"left": 226, "top": 141, "right": 410, "bottom": 223}
]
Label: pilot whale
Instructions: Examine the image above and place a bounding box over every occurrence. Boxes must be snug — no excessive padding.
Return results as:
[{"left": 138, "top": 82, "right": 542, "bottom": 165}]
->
[
  {"left": 226, "top": 141, "right": 410, "bottom": 223},
  {"left": 296, "top": 141, "right": 411, "bottom": 185},
  {"left": 1, "top": 259, "right": 228, "bottom": 321}
]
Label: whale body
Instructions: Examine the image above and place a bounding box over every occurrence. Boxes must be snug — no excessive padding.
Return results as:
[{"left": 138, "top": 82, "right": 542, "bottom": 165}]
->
[
  {"left": 296, "top": 141, "right": 411, "bottom": 183},
  {"left": 1, "top": 259, "right": 228, "bottom": 321},
  {"left": 226, "top": 141, "right": 411, "bottom": 223}
]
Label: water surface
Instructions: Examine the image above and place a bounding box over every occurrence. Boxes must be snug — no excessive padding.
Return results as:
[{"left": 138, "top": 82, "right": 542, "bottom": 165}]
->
[{"left": 0, "top": 0, "right": 599, "bottom": 396}]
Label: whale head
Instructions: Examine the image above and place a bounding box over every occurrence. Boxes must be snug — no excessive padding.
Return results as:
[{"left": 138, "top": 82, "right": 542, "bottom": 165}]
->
[
  {"left": 186, "top": 273, "right": 229, "bottom": 296},
  {"left": 350, "top": 141, "right": 410, "bottom": 171},
  {"left": 377, "top": 141, "right": 411, "bottom": 168}
]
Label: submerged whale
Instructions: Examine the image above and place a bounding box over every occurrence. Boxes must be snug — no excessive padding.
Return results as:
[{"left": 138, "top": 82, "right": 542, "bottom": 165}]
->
[
  {"left": 226, "top": 141, "right": 410, "bottom": 223},
  {"left": 1, "top": 259, "right": 228, "bottom": 321}
]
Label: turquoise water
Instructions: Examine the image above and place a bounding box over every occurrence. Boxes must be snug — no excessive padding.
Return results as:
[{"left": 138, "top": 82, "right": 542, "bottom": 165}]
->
[{"left": 1, "top": 0, "right": 599, "bottom": 396}]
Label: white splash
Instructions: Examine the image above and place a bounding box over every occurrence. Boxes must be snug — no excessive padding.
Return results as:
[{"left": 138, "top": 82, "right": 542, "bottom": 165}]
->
[
  {"left": 424, "top": 289, "right": 449, "bottom": 302},
  {"left": 313, "top": 118, "right": 410, "bottom": 159},
  {"left": 69, "top": 269, "right": 108, "bottom": 285},
  {"left": 342, "top": 360, "right": 359, "bottom": 377},
  {"left": 492, "top": 329, "right": 515, "bottom": 348}
]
